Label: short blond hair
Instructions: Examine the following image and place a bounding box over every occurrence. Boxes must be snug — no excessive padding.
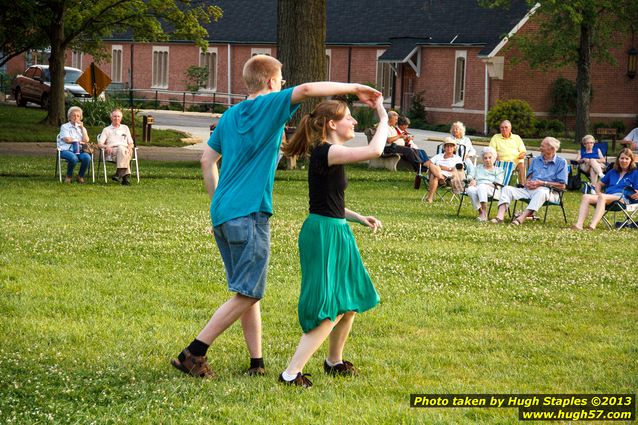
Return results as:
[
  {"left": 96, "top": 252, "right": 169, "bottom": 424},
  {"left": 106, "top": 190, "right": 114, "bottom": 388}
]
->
[{"left": 243, "top": 55, "right": 283, "bottom": 93}]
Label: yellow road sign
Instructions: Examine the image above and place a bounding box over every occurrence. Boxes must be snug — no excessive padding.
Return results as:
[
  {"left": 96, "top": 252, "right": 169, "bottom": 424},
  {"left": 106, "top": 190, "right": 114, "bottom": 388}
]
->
[{"left": 76, "top": 63, "right": 112, "bottom": 97}]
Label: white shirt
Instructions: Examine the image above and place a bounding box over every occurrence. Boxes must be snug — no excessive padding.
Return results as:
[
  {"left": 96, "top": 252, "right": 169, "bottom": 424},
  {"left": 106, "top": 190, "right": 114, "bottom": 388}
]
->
[
  {"left": 431, "top": 153, "right": 463, "bottom": 177},
  {"left": 98, "top": 124, "right": 133, "bottom": 148}
]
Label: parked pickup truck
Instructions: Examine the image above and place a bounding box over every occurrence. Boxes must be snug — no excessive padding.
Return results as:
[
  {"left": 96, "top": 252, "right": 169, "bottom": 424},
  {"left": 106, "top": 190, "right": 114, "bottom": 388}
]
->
[{"left": 11, "top": 65, "right": 93, "bottom": 108}]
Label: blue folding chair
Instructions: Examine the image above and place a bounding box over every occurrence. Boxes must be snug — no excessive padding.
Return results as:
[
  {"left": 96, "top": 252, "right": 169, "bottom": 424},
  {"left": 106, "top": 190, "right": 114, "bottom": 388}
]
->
[
  {"left": 456, "top": 160, "right": 515, "bottom": 217},
  {"left": 569, "top": 141, "right": 609, "bottom": 184}
]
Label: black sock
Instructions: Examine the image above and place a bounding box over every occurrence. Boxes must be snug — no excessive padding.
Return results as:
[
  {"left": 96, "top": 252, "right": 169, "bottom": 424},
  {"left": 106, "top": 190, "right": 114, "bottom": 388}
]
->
[
  {"left": 250, "top": 357, "right": 265, "bottom": 369},
  {"left": 181, "top": 339, "right": 209, "bottom": 359}
]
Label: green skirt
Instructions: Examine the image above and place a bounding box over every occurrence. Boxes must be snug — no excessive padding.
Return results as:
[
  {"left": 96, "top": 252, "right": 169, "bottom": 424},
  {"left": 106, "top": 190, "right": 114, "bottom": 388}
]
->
[{"left": 297, "top": 214, "right": 380, "bottom": 333}]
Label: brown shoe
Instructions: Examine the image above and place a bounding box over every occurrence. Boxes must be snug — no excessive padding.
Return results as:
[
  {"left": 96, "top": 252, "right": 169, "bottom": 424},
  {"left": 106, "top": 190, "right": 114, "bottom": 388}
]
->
[
  {"left": 170, "top": 349, "right": 215, "bottom": 379},
  {"left": 278, "top": 372, "right": 312, "bottom": 388},
  {"left": 64, "top": 176, "right": 72, "bottom": 183},
  {"left": 324, "top": 360, "right": 357, "bottom": 377},
  {"left": 247, "top": 366, "right": 266, "bottom": 376},
  {"left": 76, "top": 176, "right": 85, "bottom": 184}
]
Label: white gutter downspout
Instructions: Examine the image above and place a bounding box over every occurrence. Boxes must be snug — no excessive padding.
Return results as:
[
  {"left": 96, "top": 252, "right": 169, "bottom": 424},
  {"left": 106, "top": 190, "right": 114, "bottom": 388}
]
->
[
  {"left": 227, "top": 43, "right": 232, "bottom": 105},
  {"left": 484, "top": 63, "right": 489, "bottom": 135}
]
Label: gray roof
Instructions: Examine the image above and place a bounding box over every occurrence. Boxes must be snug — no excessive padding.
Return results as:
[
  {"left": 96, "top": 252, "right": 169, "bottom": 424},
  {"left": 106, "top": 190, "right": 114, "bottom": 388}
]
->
[{"left": 110, "top": 0, "right": 531, "bottom": 56}]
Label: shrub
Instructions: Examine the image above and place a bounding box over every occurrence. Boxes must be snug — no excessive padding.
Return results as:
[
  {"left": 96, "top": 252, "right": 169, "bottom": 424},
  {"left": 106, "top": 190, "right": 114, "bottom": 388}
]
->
[
  {"left": 168, "top": 99, "right": 184, "bottom": 111},
  {"left": 184, "top": 66, "right": 209, "bottom": 92},
  {"left": 534, "top": 119, "right": 565, "bottom": 138},
  {"left": 591, "top": 121, "right": 626, "bottom": 136},
  {"left": 609, "top": 121, "right": 626, "bottom": 135},
  {"left": 486, "top": 99, "right": 536, "bottom": 137},
  {"left": 67, "top": 98, "right": 124, "bottom": 127},
  {"left": 343, "top": 82, "right": 380, "bottom": 107},
  {"left": 408, "top": 118, "right": 428, "bottom": 130},
  {"left": 352, "top": 106, "right": 378, "bottom": 132},
  {"left": 407, "top": 91, "right": 427, "bottom": 122}
]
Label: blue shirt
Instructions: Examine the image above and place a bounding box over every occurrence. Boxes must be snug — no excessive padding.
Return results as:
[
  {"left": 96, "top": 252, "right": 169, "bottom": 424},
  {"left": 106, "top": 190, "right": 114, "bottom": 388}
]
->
[
  {"left": 57, "top": 122, "right": 84, "bottom": 150},
  {"left": 601, "top": 168, "right": 638, "bottom": 195},
  {"left": 208, "top": 87, "right": 300, "bottom": 226},
  {"left": 527, "top": 154, "right": 568, "bottom": 184}
]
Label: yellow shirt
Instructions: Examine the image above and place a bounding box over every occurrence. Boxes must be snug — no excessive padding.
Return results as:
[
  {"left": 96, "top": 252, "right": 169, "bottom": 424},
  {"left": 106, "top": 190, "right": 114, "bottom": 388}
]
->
[{"left": 489, "top": 133, "right": 526, "bottom": 163}]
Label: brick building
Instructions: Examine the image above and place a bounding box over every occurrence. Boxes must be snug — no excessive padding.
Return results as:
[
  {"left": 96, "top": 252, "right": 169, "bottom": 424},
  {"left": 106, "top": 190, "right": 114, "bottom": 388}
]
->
[{"left": 6, "top": 0, "right": 637, "bottom": 134}]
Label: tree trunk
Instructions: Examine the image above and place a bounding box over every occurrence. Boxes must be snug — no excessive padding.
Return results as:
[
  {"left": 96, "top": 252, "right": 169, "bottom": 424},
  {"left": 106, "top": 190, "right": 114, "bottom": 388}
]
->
[
  {"left": 575, "top": 22, "right": 592, "bottom": 143},
  {"left": 277, "top": 0, "right": 326, "bottom": 125},
  {"left": 45, "top": 4, "right": 66, "bottom": 126}
]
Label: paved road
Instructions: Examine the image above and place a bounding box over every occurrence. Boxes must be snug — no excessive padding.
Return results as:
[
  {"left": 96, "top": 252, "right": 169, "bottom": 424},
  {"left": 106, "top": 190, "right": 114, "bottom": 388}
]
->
[{"left": 0, "top": 106, "right": 578, "bottom": 161}]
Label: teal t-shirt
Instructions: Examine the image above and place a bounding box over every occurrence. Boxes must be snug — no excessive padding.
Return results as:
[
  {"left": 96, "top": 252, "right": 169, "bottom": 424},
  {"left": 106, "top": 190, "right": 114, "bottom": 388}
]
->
[{"left": 208, "top": 87, "right": 300, "bottom": 226}]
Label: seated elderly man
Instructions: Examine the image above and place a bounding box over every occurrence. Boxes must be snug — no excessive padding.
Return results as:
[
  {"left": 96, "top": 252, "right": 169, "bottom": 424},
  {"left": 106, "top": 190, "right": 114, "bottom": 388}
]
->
[
  {"left": 98, "top": 108, "right": 134, "bottom": 185},
  {"left": 490, "top": 136, "right": 567, "bottom": 225},
  {"left": 489, "top": 120, "right": 527, "bottom": 184}
]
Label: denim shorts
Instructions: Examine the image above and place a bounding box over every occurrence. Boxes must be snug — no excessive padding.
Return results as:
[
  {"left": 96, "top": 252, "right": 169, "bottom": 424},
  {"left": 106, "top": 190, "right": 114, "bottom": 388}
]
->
[{"left": 213, "top": 212, "right": 270, "bottom": 299}]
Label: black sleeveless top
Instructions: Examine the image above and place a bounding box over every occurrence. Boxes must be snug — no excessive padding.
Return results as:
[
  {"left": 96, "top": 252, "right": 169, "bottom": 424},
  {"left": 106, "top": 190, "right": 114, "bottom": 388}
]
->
[{"left": 308, "top": 143, "right": 347, "bottom": 218}]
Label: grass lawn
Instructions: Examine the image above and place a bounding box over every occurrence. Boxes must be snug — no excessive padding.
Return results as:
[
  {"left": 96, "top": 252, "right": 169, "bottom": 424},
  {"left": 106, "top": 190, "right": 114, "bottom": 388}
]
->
[
  {"left": 1, "top": 156, "right": 636, "bottom": 424},
  {"left": 0, "top": 104, "right": 189, "bottom": 147}
]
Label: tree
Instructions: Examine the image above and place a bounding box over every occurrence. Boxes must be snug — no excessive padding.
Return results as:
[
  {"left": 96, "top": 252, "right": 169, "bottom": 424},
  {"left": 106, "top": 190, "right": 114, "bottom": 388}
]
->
[
  {"left": 481, "top": 0, "right": 638, "bottom": 142},
  {"left": 5, "top": 0, "right": 221, "bottom": 125},
  {"left": 185, "top": 66, "right": 209, "bottom": 92},
  {"left": 277, "top": 0, "right": 326, "bottom": 126},
  {"left": 0, "top": 2, "right": 49, "bottom": 68}
]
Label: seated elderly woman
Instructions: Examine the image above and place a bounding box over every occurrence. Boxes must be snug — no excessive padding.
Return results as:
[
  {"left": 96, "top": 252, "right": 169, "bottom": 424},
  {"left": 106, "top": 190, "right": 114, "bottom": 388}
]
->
[
  {"left": 575, "top": 134, "right": 606, "bottom": 185},
  {"left": 465, "top": 147, "right": 504, "bottom": 222},
  {"left": 572, "top": 148, "right": 638, "bottom": 230},
  {"left": 57, "top": 106, "right": 91, "bottom": 183},
  {"left": 450, "top": 121, "right": 476, "bottom": 171},
  {"left": 425, "top": 137, "right": 464, "bottom": 203},
  {"left": 491, "top": 137, "right": 568, "bottom": 225},
  {"left": 385, "top": 111, "right": 423, "bottom": 172}
]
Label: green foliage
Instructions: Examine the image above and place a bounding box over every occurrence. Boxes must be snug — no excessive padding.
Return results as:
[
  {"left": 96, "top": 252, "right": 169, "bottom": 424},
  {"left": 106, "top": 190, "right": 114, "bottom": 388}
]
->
[
  {"left": 0, "top": 72, "right": 12, "bottom": 94},
  {"left": 486, "top": 99, "right": 536, "bottom": 137},
  {"left": 0, "top": 104, "right": 187, "bottom": 145},
  {"left": 591, "top": 121, "right": 626, "bottom": 135},
  {"left": 352, "top": 106, "right": 378, "bottom": 132},
  {"left": 549, "top": 77, "right": 577, "bottom": 119},
  {"left": 534, "top": 119, "right": 565, "bottom": 138},
  {"left": 407, "top": 91, "right": 427, "bottom": 122},
  {"left": 168, "top": 99, "right": 184, "bottom": 111},
  {"left": 0, "top": 156, "right": 636, "bottom": 423},
  {"left": 480, "top": 0, "right": 635, "bottom": 69},
  {"left": 185, "top": 66, "right": 209, "bottom": 92},
  {"left": 4, "top": 0, "right": 223, "bottom": 124},
  {"left": 67, "top": 99, "right": 124, "bottom": 127},
  {"left": 187, "top": 103, "right": 228, "bottom": 114},
  {"left": 342, "top": 82, "right": 380, "bottom": 107}
]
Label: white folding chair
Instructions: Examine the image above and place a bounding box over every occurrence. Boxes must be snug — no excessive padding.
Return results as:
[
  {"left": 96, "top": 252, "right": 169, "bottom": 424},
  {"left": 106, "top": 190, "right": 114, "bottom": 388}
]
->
[
  {"left": 96, "top": 133, "right": 140, "bottom": 183},
  {"left": 55, "top": 147, "right": 95, "bottom": 183}
]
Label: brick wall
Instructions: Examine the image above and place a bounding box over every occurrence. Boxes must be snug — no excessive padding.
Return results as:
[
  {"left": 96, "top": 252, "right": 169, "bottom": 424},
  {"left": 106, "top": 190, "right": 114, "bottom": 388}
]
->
[{"left": 6, "top": 25, "right": 630, "bottom": 133}]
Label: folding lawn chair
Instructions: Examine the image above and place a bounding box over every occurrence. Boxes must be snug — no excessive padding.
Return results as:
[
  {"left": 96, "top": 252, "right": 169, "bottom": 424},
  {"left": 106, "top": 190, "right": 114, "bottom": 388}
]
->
[
  {"left": 602, "top": 187, "right": 638, "bottom": 230},
  {"left": 511, "top": 186, "right": 567, "bottom": 223},
  {"left": 456, "top": 160, "right": 515, "bottom": 217},
  {"left": 55, "top": 142, "right": 95, "bottom": 183},
  {"left": 419, "top": 143, "right": 466, "bottom": 203},
  {"left": 569, "top": 141, "right": 609, "bottom": 185},
  {"left": 96, "top": 133, "right": 141, "bottom": 183}
]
